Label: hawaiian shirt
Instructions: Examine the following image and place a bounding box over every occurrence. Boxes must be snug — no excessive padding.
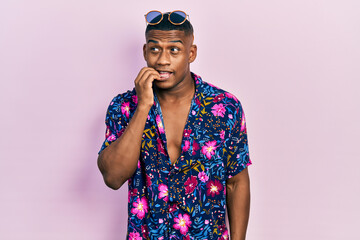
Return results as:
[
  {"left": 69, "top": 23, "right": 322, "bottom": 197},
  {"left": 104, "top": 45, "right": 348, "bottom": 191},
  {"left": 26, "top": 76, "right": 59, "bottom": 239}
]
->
[{"left": 99, "top": 72, "right": 252, "bottom": 240}]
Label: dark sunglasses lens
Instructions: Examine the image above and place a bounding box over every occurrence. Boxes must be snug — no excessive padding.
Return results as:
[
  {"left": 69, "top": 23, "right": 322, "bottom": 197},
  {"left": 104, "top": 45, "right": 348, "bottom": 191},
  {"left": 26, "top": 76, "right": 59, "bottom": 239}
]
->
[
  {"left": 146, "top": 11, "right": 162, "bottom": 24},
  {"left": 169, "top": 11, "right": 186, "bottom": 24}
]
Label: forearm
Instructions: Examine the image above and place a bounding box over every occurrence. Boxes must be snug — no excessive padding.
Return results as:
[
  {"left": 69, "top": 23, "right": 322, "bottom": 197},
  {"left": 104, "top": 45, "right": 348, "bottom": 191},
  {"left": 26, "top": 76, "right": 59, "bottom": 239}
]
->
[
  {"left": 97, "top": 104, "right": 151, "bottom": 189},
  {"left": 226, "top": 169, "right": 251, "bottom": 240}
]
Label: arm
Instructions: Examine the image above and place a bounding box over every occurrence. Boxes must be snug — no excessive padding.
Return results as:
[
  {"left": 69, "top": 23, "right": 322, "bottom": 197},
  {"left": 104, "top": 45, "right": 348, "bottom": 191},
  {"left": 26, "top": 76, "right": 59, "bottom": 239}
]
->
[
  {"left": 97, "top": 68, "right": 160, "bottom": 190},
  {"left": 226, "top": 167, "right": 251, "bottom": 240}
]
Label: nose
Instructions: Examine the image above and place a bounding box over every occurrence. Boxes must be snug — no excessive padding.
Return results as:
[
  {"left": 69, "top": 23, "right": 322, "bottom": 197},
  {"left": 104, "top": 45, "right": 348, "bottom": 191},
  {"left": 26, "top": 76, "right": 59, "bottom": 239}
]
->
[{"left": 156, "top": 51, "right": 170, "bottom": 66}]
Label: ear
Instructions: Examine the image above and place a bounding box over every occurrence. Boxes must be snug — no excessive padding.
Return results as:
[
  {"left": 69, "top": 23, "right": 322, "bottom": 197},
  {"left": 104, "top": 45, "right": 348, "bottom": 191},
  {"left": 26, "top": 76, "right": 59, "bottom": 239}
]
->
[
  {"left": 143, "top": 44, "right": 147, "bottom": 61},
  {"left": 189, "top": 44, "right": 197, "bottom": 63}
]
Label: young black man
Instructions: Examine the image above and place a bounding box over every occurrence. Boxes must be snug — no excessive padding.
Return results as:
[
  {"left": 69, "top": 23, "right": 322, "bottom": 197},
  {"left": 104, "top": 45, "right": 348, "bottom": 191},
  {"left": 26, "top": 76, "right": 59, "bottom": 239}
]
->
[{"left": 97, "top": 10, "right": 252, "bottom": 240}]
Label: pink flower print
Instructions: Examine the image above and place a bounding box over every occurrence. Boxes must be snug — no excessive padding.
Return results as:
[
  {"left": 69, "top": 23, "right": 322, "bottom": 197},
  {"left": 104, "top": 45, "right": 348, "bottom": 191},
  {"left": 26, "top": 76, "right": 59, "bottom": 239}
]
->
[
  {"left": 211, "top": 103, "right": 226, "bottom": 117},
  {"left": 184, "top": 176, "right": 198, "bottom": 194},
  {"left": 246, "top": 158, "right": 252, "bottom": 166},
  {"left": 195, "top": 97, "right": 200, "bottom": 107},
  {"left": 105, "top": 126, "right": 111, "bottom": 138},
  {"left": 213, "top": 93, "right": 225, "bottom": 103},
  {"left": 158, "top": 184, "right": 168, "bottom": 202},
  {"left": 146, "top": 174, "right": 152, "bottom": 187},
  {"left": 182, "top": 140, "right": 191, "bottom": 152},
  {"left": 141, "top": 225, "right": 149, "bottom": 239},
  {"left": 198, "top": 171, "right": 209, "bottom": 183},
  {"left": 218, "top": 224, "right": 226, "bottom": 233},
  {"left": 173, "top": 213, "right": 192, "bottom": 235},
  {"left": 192, "top": 141, "right": 200, "bottom": 156},
  {"left": 117, "top": 128, "right": 125, "bottom": 137},
  {"left": 220, "top": 130, "right": 225, "bottom": 140},
  {"left": 201, "top": 140, "right": 217, "bottom": 160},
  {"left": 168, "top": 204, "right": 177, "bottom": 213},
  {"left": 130, "top": 188, "right": 138, "bottom": 197},
  {"left": 121, "top": 102, "right": 130, "bottom": 118},
  {"left": 157, "top": 138, "right": 166, "bottom": 155},
  {"left": 158, "top": 237, "right": 164, "bottom": 240},
  {"left": 132, "top": 95, "right": 138, "bottom": 104},
  {"left": 228, "top": 114, "right": 233, "bottom": 119},
  {"left": 220, "top": 230, "right": 229, "bottom": 240},
  {"left": 183, "top": 129, "right": 192, "bottom": 138},
  {"left": 129, "top": 231, "right": 141, "bottom": 240},
  {"left": 107, "top": 134, "right": 116, "bottom": 141},
  {"left": 156, "top": 115, "right": 165, "bottom": 134},
  {"left": 206, "top": 179, "right": 223, "bottom": 197},
  {"left": 131, "top": 197, "right": 148, "bottom": 219},
  {"left": 128, "top": 188, "right": 137, "bottom": 203},
  {"left": 225, "top": 92, "right": 238, "bottom": 102},
  {"left": 241, "top": 111, "right": 246, "bottom": 133}
]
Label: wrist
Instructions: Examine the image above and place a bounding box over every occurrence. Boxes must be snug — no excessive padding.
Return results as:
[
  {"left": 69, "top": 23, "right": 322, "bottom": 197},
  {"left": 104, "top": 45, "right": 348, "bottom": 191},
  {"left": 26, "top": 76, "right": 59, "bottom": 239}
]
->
[{"left": 136, "top": 102, "right": 152, "bottom": 112}]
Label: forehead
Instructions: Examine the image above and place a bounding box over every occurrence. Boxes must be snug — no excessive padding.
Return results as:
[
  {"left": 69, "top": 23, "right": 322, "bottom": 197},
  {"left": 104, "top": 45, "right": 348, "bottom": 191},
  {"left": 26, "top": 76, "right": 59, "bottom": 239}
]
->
[{"left": 145, "top": 30, "right": 191, "bottom": 44}]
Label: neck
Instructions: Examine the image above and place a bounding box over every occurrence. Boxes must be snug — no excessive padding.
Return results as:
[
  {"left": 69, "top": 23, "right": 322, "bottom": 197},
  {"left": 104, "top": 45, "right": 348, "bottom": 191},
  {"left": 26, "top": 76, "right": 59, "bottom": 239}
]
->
[{"left": 154, "top": 72, "right": 195, "bottom": 103}]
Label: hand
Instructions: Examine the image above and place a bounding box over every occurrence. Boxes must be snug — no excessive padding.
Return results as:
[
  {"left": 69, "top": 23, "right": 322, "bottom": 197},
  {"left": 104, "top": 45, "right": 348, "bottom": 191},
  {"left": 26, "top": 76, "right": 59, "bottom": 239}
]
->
[{"left": 134, "top": 67, "right": 160, "bottom": 108}]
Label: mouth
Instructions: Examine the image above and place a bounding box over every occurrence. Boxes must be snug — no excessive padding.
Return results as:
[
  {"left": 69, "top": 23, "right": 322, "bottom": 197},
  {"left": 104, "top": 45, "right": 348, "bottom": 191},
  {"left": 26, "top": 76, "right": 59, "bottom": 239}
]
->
[{"left": 156, "top": 70, "right": 173, "bottom": 80}]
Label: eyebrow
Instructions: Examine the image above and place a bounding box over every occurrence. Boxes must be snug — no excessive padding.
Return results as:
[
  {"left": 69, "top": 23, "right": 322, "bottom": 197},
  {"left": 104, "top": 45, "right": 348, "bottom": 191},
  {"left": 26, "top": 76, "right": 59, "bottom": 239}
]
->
[
  {"left": 169, "top": 40, "right": 183, "bottom": 44},
  {"left": 147, "top": 39, "right": 183, "bottom": 44}
]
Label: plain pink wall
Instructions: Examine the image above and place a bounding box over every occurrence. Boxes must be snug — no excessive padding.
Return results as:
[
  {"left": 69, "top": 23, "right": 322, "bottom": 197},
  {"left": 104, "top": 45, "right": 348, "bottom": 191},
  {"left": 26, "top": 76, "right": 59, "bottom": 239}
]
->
[{"left": 1, "top": 0, "right": 359, "bottom": 239}]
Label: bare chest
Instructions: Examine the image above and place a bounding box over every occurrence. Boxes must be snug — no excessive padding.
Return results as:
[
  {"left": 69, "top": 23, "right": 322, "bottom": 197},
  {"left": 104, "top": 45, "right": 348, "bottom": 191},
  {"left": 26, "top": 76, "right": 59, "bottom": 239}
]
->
[{"left": 160, "top": 103, "right": 191, "bottom": 165}]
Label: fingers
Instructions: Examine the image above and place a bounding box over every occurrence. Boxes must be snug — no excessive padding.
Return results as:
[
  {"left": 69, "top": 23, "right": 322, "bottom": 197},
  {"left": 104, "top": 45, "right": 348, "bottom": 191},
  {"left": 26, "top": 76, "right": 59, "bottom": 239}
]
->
[
  {"left": 134, "top": 67, "right": 149, "bottom": 84},
  {"left": 134, "top": 67, "right": 160, "bottom": 86},
  {"left": 134, "top": 67, "right": 160, "bottom": 107}
]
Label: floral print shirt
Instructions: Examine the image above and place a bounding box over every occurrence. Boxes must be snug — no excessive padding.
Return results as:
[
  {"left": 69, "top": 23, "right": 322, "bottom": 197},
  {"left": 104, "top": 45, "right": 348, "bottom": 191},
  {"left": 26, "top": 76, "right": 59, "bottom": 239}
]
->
[{"left": 99, "top": 73, "right": 252, "bottom": 240}]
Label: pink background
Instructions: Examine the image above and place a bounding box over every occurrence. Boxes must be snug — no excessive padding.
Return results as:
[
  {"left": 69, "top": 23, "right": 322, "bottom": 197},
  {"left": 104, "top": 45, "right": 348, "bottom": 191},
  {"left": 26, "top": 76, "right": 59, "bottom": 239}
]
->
[{"left": 1, "top": 0, "right": 359, "bottom": 239}]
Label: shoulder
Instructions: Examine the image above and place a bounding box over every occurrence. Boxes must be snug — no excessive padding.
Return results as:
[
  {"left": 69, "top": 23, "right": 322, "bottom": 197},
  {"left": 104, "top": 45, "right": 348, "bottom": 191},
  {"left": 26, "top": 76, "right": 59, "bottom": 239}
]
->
[
  {"left": 108, "top": 88, "right": 136, "bottom": 105},
  {"left": 106, "top": 88, "right": 137, "bottom": 116},
  {"left": 200, "top": 79, "right": 243, "bottom": 114}
]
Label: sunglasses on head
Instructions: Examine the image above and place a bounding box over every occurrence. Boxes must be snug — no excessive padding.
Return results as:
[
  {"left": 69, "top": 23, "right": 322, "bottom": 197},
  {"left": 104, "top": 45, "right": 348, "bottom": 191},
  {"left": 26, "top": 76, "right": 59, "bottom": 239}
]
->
[{"left": 145, "top": 10, "right": 190, "bottom": 25}]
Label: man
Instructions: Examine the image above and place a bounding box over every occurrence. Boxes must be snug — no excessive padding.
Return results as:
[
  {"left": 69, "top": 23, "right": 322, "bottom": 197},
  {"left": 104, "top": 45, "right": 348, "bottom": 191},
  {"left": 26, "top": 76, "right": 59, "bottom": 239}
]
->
[{"left": 97, "top": 10, "right": 252, "bottom": 240}]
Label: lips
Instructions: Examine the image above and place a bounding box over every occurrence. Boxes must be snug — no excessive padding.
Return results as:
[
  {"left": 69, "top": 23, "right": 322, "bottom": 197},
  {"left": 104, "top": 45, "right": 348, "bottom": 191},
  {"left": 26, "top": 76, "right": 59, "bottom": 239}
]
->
[{"left": 157, "top": 71, "right": 173, "bottom": 80}]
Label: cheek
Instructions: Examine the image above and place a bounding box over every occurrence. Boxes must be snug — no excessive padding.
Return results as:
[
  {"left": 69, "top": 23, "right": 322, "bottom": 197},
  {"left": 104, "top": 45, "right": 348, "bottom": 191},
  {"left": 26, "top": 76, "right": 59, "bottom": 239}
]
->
[
  {"left": 145, "top": 54, "right": 157, "bottom": 65},
  {"left": 174, "top": 55, "right": 189, "bottom": 66}
]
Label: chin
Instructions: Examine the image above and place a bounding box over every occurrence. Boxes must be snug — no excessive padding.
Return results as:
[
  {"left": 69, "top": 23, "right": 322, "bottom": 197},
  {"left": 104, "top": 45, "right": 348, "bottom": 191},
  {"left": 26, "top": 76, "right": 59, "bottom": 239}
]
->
[{"left": 153, "top": 81, "right": 172, "bottom": 89}]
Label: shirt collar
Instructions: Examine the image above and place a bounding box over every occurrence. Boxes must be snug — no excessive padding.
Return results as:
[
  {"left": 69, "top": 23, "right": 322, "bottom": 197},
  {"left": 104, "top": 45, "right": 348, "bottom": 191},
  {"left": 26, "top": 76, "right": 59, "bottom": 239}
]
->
[
  {"left": 191, "top": 71, "right": 203, "bottom": 97},
  {"left": 152, "top": 71, "right": 204, "bottom": 106}
]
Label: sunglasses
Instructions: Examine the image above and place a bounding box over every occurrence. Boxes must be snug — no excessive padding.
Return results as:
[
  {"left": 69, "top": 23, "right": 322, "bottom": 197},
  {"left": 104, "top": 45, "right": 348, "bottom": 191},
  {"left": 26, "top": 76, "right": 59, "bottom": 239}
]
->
[{"left": 144, "top": 10, "right": 190, "bottom": 25}]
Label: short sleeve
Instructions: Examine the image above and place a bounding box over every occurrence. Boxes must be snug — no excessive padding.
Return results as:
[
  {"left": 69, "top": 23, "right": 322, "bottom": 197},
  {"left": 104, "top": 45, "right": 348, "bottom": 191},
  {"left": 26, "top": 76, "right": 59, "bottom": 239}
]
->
[
  {"left": 98, "top": 95, "right": 128, "bottom": 155},
  {"left": 225, "top": 102, "right": 252, "bottom": 178}
]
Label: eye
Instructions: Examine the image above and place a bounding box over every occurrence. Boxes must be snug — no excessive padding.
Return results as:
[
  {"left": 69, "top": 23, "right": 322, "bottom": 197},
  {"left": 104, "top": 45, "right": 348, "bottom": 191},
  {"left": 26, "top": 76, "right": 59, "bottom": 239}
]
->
[
  {"left": 171, "top": 47, "right": 180, "bottom": 53},
  {"left": 150, "top": 47, "right": 160, "bottom": 52}
]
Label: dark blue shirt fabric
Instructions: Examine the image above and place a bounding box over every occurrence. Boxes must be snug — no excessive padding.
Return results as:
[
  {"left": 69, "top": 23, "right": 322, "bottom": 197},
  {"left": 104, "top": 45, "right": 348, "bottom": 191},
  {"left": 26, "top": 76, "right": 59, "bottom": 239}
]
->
[{"left": 99, "top": 72, "right": 252, "bottom": 240}]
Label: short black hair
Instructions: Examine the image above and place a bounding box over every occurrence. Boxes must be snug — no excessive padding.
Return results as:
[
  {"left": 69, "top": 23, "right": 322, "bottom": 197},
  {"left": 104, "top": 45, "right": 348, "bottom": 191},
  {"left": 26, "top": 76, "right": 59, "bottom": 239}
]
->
[{"left": 145, "top": 12, "right": 194, "bottom": 36}]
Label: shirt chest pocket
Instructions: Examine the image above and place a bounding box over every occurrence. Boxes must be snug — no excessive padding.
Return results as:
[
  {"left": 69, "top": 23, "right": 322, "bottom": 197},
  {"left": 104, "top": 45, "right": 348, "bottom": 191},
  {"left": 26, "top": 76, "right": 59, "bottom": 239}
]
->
[{"left": 180, "top": 127, "right": 227, "bottom": 168}]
